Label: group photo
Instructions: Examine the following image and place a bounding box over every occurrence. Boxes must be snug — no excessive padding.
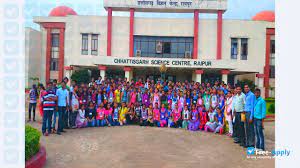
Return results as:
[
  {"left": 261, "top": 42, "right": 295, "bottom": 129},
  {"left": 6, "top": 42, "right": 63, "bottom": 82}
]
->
[{"left": 22, "top": 0, "right": 276, "bottom": 168}]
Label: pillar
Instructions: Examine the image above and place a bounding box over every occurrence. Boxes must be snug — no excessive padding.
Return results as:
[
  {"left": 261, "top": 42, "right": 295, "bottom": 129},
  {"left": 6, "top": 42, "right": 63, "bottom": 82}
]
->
[
  {"left": 216, "top": 10, "right": 223, "bottom": 60},
  {"left": 98, "top": 65, "right": 107, "bottom": 79},
  {"left": 129, "top": 8, "right": 135, "bottom": 57},
  {"left": 264, "top": 28, "right": 275, "bottom": 98},
  {"left": 256, "top": 74, "right": 265, "bottom": 98},
  {"left": 45, "top": 28, "right": 51, "bottom": 83},
  {"left": 195, "top": 69, "right": 204, "bottom": 84},
  {"left": 124, "top": 67, "right": 133, "bottom": 81},
  {"left": 59, "top": 28, "right": 65, "bottom": 82},
  {"left": 107, "top": 7, "right": 112, "bottom": 56},
  {"left": 64, "top": 66, "right": 73, "bottom": 85},
  {"left": 220, "top": 69, "right": 230, "bottom": 84},
  {"left": 193, "top": 10, "right": 199, "bottom": 59}
]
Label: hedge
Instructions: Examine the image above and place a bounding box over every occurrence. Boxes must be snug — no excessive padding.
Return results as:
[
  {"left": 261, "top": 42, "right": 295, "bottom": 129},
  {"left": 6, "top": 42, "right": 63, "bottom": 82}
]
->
[{"left": 25, "top": 125, "right": 41, "bottom": 161}]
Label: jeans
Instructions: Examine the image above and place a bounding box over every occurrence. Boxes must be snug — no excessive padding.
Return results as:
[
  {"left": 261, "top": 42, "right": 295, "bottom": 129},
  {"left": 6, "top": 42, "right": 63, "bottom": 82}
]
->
[
  {"left": 57, "top": 106, "right": 66, "bottom": 133},
  {"left": 69, "top": 110, "right": 78, "bottom": 128},
  {"left": 107, "top": 115, "right": 113, "bottom": 125},
  {"left": 233, "top": 112, "right": 242, "bottom": 143},
  {"left": 42, "top": 110, "right": 53, "bottom": 134},
  {"left": 97, "top": 119, "right": 106, "bottom": 127},
  {"left": 52, "top": 110, "right": 58, "bottom": 129},
  {"left": 154, "top": 120, "right": 160, "bottom": 127},
  {"left": 244, "top": 112, "right": 255, "bottom": 147},
  {"left": 112, "top": 119, "right": 120, "bottom": 126},
  {"left": 64, "top": 108, "right": 69, "bottom": 128},
  {"left": 254, "top": 119, "right": 265, "bottom": 150},
  {"left": 87, "top": 119, "right": 96, "bottom": 127},
  {"left": 28, "top": 103, "right": 36, "bottom": 120}
]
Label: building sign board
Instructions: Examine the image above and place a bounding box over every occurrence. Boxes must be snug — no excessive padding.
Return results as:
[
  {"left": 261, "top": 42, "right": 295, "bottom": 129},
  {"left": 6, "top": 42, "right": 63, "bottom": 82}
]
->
[{"left": 104, "top": 0, "right": 227, "bottom": 13}]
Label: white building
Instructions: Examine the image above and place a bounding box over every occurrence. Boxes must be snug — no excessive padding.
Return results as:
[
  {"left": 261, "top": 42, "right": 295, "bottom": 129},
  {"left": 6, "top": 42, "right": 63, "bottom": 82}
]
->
[{"left": 26, "top": 0, "right": 275, "bottom": 98}]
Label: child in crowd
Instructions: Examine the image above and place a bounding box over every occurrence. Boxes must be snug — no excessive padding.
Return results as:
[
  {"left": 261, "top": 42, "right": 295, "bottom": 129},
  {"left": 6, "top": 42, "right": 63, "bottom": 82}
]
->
[
  {"left": 160, "top": 104, "right": 168, "bottom": 127},
  {"left": 147, "top": 104, "right": 154, "bottom": 126},
  {"left": 85, "top": 102, "right": 96, "bottom": 127},
  {"left": 204, "top": 107, "right": 217, "bottom": 132},
  {"left": 140, "top": 104, "right": 148, "bottom": 126},
  {"left": 96, "top": 103, "right": 106, "bottom": 127},
  {"left": 112, "top": 102, "right": 120, "bottom": 126},
  {"left": 153, "top": 103, "right": 161, "bottom": 127},
  {"left": 214, "top": 107, "right": 225, "bottom": 134},
  {"left": 182, "top": 105, "right": 190, "bottom": 129},
  {"left": 76, "top": 104, "right": 87, "bottom": 128},
  {"left": 188, "top": 105, "right": 199, "bottom": 131},
  {"left": 119, "top": 102, "right": 127, "bottom": 126}
]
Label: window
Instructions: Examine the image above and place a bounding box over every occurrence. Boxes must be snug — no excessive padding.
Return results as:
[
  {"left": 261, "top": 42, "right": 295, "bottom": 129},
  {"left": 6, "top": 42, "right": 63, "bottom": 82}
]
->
[
  {"left": 82, "top": 34, "right": 89, "bottom": 55},
  {"left": 134, "top": 36, "right": 193, "bottom": 58},
  {"left": 271, "top": 40, "right": 275, "bottom": 54},
  {"left": 163, "top": 42, "right": 171, "bottom": 54},
  {"left": 91, "top": 34, "right": 98, "bottom": 55},
  {"left": 241, "top": 38, "right": 248, "bottom": 60},
  {"left": 270, "top": 66, "right": 275, "bottom": 78},
  {"left": 231, "top": 38, "right": 238, "bottom": 59},
  {"left": 50, "top": 33, "right": 59, "bottom": 71}
]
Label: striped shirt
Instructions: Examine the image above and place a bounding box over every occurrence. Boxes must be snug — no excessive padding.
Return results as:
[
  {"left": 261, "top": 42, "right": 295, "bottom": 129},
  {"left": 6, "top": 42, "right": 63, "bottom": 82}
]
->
[{"left": 42, "top": 89, "right": 57, "bottom": 111}]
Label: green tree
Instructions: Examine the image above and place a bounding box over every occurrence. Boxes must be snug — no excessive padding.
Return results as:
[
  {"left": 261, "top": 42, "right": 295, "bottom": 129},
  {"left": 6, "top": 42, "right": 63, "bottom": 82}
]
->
[{"left": 71, "top": 69, "right": 90, "bottom": 84}]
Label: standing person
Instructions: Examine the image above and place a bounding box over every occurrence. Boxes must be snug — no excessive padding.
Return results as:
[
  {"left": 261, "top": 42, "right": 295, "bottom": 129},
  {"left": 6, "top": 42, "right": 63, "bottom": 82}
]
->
[
  {"left": 41, "top": 82, "right": 57, "bottom": 136},
  {"left": 253, "top": 88, "right": 266, "bottom": 151},
  {"left": 225, "top": 91, "right": 234, "bottom": 136},
  {"left": 182, "top": 105, "right": 190, "bottom": 129},
  {"left": 243, "top": 84, "right": 256, "bottom": 148},
  {"left": 232, "top": 86, "right": 246, "bottom": 146},
  {"left": 76, "top": 104, "right": 87, "bottom": 128},
  {"left": 69, "top": 85, "right": 79, "bottom": 129},
  {"left": 28, "top": 84, "right": 38, "bottom": 122},
  {"left": 96, "top": 103, "right": 106, "bottom": 127},
  {"left": 38, "top": 84, "right": 47, "bottom": 120},
  {"left": 153, "top": 103, "right": 160, "bottom": 127},
  {"left": 51, "top": 80, "right": 58, "bottom": 133},
  {"left": 142, "top": 89, "right": 150, "bottom": 107},
  {"left": 119, "top": 102, "right": 128, "bottom": 126},
  {"left": 56, "top": 82, "right": 69, "bottom": 135},
  {"left": 188, "top": 104, "right": 200, "bottom": 131},
  {"left": 140, "top": 104, "right": 148, "bottom": 126},
  {"left": 171, "top": 103, "right": 182, "bottom": 128},
  {"left": 159, "top": 104, "right": 168, "bottom": 127},
  {"left": 85, "top": 102, "right": 96, "bottom": 127},
  {"left": 112, "top": 102, "right": 120, "bottom": 126}
]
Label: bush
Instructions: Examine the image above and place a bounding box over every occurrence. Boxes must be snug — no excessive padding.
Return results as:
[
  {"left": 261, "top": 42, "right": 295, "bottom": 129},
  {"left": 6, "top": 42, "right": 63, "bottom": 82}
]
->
[
  {"left": 25, "top": 125, "right": 41, "bottom": 161},
  {"left": 71, "top": 69, "right": 91, "bottom": 84}
]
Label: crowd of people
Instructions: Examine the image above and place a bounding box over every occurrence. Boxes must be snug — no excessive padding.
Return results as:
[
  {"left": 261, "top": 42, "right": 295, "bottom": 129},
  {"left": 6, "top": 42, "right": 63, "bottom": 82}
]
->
[{"left": 27, "top": 76, "right": 267, "bottom": 151}]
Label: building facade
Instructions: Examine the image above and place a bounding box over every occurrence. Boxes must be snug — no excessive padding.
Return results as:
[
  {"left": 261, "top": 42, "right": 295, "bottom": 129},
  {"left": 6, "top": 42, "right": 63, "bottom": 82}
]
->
[{"left": 26, "top": 0, "right": 275, "bottom": 98}]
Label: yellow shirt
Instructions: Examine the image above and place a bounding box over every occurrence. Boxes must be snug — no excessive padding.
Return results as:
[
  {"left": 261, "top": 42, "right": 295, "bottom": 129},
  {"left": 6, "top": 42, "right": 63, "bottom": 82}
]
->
[
  {"left": 119, "top": 107, "right": 128, "bottom": 122},
  {"left": 114, "top": 90, "right": 121, "bottom": 103}
]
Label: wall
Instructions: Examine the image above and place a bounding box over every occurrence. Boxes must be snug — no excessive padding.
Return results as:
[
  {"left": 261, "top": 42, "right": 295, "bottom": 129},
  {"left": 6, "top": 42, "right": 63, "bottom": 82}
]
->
[{"left": 25, "top": 28, "right": 42, "bottom": 87}]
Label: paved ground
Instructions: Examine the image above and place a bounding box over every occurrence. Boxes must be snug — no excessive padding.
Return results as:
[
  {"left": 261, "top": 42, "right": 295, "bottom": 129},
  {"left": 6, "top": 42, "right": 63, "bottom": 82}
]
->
[{"left": 27, "top": 111, "right": 275, "bottom": 168}]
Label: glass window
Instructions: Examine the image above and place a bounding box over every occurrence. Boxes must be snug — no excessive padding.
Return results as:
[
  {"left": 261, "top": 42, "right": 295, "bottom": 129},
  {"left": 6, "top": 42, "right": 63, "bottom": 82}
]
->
[
  {"left": 231, "top": 38, "right": 238, "bottom": 59},
  {"left": 50, "top": 58, "right": 58, "bottom": 71},
  {"left": 133, "top": 36, "right": 193, "bottom": 58},
  {"left": 163, "top": 42, "right": 171, "bottom": 54},
  {"left": 269, "top": 66, "right": 275, "bottom": 78},
  {"left": 241, "top": 38, "right": 248, "bottom": 60},
  {"left": 271, "top": 40, "right": 275, "bottom": 54},
  {"left": 91, "top": 34, "right": 98, "bottom": 55},
  {"left": 51, "top": 34, "right": 59, "bottom": 47},
  {"left": 82, "top": 34, "right": 89, "bottom": 55}
]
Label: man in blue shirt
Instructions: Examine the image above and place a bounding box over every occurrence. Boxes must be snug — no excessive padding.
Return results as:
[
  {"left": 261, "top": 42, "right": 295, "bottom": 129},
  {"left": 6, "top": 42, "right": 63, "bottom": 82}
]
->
[
  {"left": 242, "top": 84, "right": 256, "bottom": 148},
  {"left": 56, "top": 81, "right": 69, "bottom": 135},
  {"left": 254, "top": 88, "right": 266, "bottom": 151}
]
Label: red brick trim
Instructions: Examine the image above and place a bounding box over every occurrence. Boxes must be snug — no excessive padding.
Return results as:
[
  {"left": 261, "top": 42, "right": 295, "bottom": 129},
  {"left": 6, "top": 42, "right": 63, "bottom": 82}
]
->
[
  {"left": 107, "top": 8, "right": 112, "bottom": 56},
  {"left": 98, "top": 65, "right": 107, "bottom": 70},
  {"left": 193, "top": 10, "right": 199, "bottom": 59},
  {"left": 129, "top": 8, "right": 135, "bottom": 57},
  {"left": 195, "top": 69, "right": 204, "bottom": 74},
  {"left": 41, "top": 22, "right": 65, "bottom": 29},
  {"left": 25, "top": 145, "right": 46, "bottom": 168},
  {"left": 216, "top": 10, "right": 223, "bottom": 60},
  {"left": 64, "top": 66, "right": 73, "bottom": 70},
  {"left": 220, "top": 69, "right": 230, "bottom": 75},
  {"left": 124, "top": 66, "right": 132, "bottom": 72},
  {"left": 256, "top": 74, "right": 265, "bottom": 78}
]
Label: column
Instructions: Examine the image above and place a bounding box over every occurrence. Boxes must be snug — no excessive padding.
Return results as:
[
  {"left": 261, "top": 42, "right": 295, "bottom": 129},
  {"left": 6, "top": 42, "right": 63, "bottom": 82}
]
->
[
  {"left": 124, "top": 67, "right": 133, "bottom": 81},
  {"left": 216, "top": 10, "right": 223, "bottom": 60},
  {"left": 64, "top": 66, "right": 73, "bottom": 85},
  {"left": 193, "top": 10, "right": 199, "bottom": 59},
  {"left": 98, "top": 65, "right": 107, "bottom": 79},
  {"left": 107, "top": 7, "right": 112, "bottom": 56},
  {"left": 195, "top": 69, "right": 204, "bottom": 83},
  {"left": 220, "top": 69, "right": 230, "bottom": 84},
  {"left": 129, "top": 8, "right": 135, "bottom": 57},
  {"left": 45, "top": 28, "right": 51, "bottom": 83},
  {"left": 59, "top": 28, "right": 65, "bottom": 82},
  {"left": 256, "top": 74, "right": 265, "bottom": 98}
]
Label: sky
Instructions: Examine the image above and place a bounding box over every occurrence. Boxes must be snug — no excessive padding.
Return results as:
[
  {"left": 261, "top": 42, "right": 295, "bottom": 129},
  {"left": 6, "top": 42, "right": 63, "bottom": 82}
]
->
[{"left": 25, "top": 0, "right": 275, "bottom": 29}]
